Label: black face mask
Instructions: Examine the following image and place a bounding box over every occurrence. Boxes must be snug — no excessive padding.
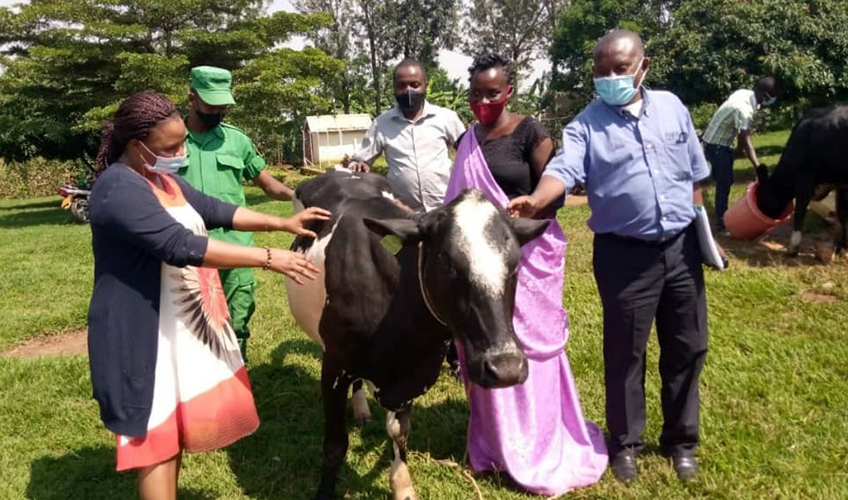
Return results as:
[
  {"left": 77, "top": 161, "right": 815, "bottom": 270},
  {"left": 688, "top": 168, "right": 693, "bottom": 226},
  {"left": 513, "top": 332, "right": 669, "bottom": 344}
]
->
[
  {"left": 395, "top": 90, "right": 426, "bottom": 112},
  {"left": 195, "top": 103, "right": 224, "bottom": 129}
]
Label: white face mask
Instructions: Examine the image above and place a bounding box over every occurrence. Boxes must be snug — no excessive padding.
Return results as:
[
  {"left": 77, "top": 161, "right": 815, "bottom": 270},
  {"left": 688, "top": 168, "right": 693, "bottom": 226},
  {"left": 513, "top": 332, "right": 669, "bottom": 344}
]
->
[{"left": 139, "top": 141, "right": 186, "bottom": 174}]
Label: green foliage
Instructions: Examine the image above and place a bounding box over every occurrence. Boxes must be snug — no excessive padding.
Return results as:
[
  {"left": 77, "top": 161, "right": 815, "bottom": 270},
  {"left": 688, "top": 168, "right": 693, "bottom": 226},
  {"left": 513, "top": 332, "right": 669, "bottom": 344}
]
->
[
  {"left": 462, "top": 0, "right": 550, "bottom": 87},
  {"left": 0, "top": 158, "right": 80, "bottom": 199},
  {"left": 0, "top": 0, "right": 338, "bottom": 165},
  {"left": 649, "top": 0, "right": 848, "bottom": 106},
  {"left": 426, "top": 67, "right": 473, "bottom": 124}
]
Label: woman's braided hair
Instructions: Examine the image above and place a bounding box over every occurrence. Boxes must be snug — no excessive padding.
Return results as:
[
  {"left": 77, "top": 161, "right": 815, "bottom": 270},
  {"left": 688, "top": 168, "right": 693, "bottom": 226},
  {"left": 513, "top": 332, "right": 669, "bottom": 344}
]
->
[
  {"left": 96, "top": 91, "right": 179, "bottom": 175},
  {"left": 468, "top": 53, "right": 513, "bottom": 86}
]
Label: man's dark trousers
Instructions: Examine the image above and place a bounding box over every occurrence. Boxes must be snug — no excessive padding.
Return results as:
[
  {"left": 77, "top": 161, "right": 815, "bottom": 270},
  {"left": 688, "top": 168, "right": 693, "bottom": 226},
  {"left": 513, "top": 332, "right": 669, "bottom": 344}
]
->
[
  {"left": 704, "top": 143, "right": 735, "bottom": 231},
  {"left": 593, "top": 224, "right": 708, "bottom": 458}
]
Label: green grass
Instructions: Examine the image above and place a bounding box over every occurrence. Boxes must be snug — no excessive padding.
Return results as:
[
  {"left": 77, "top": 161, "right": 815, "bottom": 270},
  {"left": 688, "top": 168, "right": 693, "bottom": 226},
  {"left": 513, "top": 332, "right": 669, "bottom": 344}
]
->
[{"left": 1, "top": 129, "right": 847, "bottom": 499}]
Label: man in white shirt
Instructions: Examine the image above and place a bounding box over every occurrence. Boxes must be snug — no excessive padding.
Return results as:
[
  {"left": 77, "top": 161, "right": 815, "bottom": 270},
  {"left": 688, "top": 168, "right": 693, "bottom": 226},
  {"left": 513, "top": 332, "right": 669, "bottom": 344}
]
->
[
  {"left": 702, "top": 77, "right": 782, "bottom": 232},
  {"left": 349, "top": 59, "right": 466, "bottom": 212}
]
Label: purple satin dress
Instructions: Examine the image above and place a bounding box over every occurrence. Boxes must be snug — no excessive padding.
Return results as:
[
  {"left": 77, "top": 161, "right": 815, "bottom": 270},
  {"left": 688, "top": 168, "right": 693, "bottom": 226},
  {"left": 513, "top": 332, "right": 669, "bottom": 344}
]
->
[{"left": 444, "top": 127, "right": 607, "bottom": 496}]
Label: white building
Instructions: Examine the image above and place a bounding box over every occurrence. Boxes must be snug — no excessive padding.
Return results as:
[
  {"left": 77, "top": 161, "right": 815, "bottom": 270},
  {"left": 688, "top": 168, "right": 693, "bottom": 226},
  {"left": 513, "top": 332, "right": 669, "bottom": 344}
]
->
[{"left": 302, "top": 114, "right": 372, "bottom": 167}]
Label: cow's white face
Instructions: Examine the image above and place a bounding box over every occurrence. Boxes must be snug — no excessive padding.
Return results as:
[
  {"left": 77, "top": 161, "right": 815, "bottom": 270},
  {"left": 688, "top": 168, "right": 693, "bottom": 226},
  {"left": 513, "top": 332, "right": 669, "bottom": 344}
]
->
[
  {"left": 452, "top": 195, "right": 509, "bottom": 298},
  {"left": 364, "top": 189, "right": 548, "bottom": 389}
]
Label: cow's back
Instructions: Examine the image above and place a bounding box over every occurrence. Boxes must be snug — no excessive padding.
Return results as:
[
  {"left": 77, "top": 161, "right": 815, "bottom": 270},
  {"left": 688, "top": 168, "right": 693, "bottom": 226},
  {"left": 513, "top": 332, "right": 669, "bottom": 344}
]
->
[
  {"left": 285, "top": 171, "right": 413, "bottom": 351},
  {"left": 781, "top": 105, "right": 848, "bottom": 181}
]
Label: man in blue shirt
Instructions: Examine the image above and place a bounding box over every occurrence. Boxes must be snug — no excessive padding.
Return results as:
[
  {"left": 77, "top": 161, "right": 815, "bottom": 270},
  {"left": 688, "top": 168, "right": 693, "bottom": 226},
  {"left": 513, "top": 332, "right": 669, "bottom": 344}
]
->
[{"left": 508, "top": 30, "right": 711, "bottom": 483}]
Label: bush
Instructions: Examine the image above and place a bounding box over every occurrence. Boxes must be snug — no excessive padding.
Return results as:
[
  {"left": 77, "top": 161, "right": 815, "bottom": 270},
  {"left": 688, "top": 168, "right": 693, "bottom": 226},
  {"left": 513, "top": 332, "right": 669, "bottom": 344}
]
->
[
  {"left": 689, "top": 102, "right": 718, "bottom": 133},
  {"left": 0, "top": 158, "right": 82, "bottom": 199}
]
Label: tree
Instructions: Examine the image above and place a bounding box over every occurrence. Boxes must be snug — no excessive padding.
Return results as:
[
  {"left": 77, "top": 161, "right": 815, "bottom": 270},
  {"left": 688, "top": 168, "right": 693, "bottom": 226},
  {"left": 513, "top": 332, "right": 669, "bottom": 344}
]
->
[
  {"left": 384, "top": 0, "right": 460, "bottom": 68},
  {"left": 649, "top": 0, "right": 848, "bottom": 106},
  {"left": 0, "top": 0, "right": 337, "bottom": 165},
  {"left": 294, "top": 0, "right": 359, "bottom": 113},
  {"left": 550, "top": 0, "right": 670, "bottom": 106},
  {"left": 354, "top": 0, "right": 393, "bottom": 115},
  {"left": 462, "top": 0, "right": 549, "bottom": 87}
]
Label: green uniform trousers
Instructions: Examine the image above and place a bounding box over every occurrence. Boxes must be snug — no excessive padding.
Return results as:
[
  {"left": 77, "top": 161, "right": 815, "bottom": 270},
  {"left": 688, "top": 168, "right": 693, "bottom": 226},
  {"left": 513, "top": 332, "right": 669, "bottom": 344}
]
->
[{"left": 219, "top": 268, "right": 256, "bottom": 360}]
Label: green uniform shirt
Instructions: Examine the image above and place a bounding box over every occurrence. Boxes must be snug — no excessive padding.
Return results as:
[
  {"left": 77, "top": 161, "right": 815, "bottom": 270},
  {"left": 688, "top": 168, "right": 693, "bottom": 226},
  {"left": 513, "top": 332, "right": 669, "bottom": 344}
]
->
[{"left": 179, "top": 122, "right": 266, "bottom": 247}]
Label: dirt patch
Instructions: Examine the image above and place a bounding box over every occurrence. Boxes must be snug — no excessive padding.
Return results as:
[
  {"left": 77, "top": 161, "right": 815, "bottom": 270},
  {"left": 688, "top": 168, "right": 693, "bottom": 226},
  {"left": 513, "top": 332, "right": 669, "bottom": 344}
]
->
[
  {"left": 799, "top": 291, "right": 841, "bottom": 303},
  {"left": 565, "top": 194, "right": 588, "bottom": 206},
  {"left": 4, "top": 329, "right": 87, "bottom": 358}
]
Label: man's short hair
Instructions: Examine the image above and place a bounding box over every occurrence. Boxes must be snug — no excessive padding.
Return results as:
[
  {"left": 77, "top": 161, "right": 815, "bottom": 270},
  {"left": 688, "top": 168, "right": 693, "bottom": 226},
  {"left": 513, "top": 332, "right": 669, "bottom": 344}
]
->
[{"left": 394, "top": 59, "right": 427, "bottom": 82}]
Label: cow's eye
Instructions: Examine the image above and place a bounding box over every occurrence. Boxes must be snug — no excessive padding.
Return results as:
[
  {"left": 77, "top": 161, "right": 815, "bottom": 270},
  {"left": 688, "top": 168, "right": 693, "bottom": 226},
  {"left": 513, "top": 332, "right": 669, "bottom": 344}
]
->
[{"left": 447, "top": 265, "right": 458, "bottom": 279}]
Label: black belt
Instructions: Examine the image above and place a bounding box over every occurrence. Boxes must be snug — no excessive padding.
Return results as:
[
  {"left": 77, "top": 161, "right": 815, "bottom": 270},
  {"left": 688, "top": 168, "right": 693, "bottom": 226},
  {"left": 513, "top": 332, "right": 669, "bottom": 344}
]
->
[{"left": 600, "top": 225, "right": 690, "bottom": 247}]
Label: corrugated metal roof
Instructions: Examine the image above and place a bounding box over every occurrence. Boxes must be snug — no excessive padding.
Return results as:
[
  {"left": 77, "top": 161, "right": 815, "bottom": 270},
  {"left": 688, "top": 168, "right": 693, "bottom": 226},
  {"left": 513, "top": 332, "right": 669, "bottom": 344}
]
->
[{"left": 305, "top": 114, "right": 372, "bottom": 132}]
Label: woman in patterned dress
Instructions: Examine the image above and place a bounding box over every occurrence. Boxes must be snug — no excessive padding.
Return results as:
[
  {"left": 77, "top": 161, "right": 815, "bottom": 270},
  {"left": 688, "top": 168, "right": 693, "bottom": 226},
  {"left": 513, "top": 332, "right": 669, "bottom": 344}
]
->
[{"left": 87, "top": 91, "right": 330, "bottom": 499}]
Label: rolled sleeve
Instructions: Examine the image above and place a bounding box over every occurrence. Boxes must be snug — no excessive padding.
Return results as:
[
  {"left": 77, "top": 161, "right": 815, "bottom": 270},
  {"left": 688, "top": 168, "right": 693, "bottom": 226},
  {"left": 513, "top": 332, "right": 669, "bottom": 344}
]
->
[
  {"left": 351, "top": 121, "right": 383, "bottom": 165},
  {"left": 90, "top": 176, "right": 208, "bottom": 268},
  {"left": 542, "top": 119, "right": 588, "bottom": 191},
  {"left": 173, "top": 175, "right": 238, "bottom": 230},
  {"left": 243, "top": 140, "right": 266, "bottom": 181}
]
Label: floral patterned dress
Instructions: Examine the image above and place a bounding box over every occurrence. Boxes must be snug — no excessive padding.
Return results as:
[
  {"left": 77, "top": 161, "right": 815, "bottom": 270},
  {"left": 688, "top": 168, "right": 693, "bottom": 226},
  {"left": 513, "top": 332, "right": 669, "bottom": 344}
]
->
[{"left": 115, "top": 174, "right": 259, "bottom": 471}]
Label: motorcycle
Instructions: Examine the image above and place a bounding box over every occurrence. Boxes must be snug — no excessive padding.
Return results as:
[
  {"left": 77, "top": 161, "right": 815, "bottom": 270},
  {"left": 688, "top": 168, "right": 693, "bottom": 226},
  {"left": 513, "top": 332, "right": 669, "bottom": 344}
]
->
[{"left": 58, "top": 183, "right": 91, "bottom": 223}]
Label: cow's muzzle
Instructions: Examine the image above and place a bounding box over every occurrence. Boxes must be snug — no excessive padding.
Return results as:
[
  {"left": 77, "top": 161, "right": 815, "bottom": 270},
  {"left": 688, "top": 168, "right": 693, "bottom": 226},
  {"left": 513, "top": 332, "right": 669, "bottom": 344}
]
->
[{"left": 479, "top": 351, "right": 528, "bottom": 388}]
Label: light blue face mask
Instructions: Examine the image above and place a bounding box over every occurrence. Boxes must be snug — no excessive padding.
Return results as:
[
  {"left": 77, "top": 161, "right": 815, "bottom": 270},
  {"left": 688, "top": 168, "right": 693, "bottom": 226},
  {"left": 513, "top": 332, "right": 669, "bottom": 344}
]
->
[
  {"left": 593, "top": 58, "right": 646, "bottom": 106},
  {"left": 140, "top": 141, "right": 186, "bottom": 174},
  {"left": 763, "top": 92, "right": 777, "bottom": 106}
]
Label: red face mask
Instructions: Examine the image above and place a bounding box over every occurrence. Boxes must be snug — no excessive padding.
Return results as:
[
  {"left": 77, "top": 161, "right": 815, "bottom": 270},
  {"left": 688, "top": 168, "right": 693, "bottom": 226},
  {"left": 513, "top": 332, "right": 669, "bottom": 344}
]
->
[{"left": 470, "top": 88, "right": 511, "bottom": 125}]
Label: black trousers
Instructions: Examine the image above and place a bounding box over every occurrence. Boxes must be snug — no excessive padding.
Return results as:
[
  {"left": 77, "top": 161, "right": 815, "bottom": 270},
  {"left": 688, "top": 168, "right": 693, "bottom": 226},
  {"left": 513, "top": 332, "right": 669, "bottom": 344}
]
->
[{"left": 593, "top": 224, "right": 708, "bottom": 457}]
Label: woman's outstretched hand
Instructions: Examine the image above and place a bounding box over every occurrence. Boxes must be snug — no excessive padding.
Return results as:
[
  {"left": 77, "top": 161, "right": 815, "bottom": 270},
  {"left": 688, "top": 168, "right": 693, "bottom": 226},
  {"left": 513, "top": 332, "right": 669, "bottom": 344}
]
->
[
  {"left": 269, "top": 249, "right": 321, "bottom": 284},
  {"left": 281, "top": 207, "right": 332, "bottom": 238}
]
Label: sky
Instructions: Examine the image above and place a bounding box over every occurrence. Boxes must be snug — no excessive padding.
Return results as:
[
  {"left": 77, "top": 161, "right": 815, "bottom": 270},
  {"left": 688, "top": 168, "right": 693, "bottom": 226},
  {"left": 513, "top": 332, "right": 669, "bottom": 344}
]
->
[{"left": 0, "top": 0, "right": 549, "bottom": 88}]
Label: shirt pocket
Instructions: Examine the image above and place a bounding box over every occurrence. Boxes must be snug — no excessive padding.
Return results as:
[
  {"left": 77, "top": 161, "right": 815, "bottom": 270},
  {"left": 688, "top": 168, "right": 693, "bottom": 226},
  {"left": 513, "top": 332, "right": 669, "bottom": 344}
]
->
[
  {"left": 661, "top": 130, "right": 693, "bottom": 181},
  {"left": 216, "top": 153, "right": 246, "bottom": 194}
]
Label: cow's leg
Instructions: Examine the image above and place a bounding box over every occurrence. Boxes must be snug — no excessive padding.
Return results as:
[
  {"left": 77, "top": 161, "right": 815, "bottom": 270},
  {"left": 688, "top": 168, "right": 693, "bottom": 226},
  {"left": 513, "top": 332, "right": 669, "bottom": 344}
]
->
[
  {"left": 788, "top": 177, "right": 815, "bottom": 256},
  {"left": 835, "top": 187, "right": 848, "bottom": 255},
  {"left": 351, "top": 379, "right": 372, "bottom": 425},
  {"left": 315, "top": 359, "right": 351, "bottom": 500},
  {"left": 386, "top": 407, "right": 417, "bottom": 500}
]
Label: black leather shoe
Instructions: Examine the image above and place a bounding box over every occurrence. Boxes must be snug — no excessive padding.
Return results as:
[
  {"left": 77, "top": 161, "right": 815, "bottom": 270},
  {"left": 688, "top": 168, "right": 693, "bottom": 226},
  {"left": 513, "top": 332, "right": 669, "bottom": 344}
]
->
[
  {"left": 610, "top": 450, "right": 638, "bottom": 483},
  {"left": 672, "top": 455, "right": 698, "bottom": 481}
]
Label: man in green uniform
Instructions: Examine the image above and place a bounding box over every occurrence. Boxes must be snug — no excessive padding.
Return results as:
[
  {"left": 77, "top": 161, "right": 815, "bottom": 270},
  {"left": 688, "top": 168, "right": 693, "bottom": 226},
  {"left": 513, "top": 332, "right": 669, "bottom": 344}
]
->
[{"left": 179, "top": 66, "right": 295, "bottom": 361}]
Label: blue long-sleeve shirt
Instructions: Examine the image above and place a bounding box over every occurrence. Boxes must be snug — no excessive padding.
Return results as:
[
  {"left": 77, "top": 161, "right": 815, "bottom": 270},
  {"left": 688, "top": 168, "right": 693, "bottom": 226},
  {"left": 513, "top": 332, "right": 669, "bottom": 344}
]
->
[
  {"left": 88, "top": 163, "right": 238, "bottom": 437},
  {"left": 544, "top": 89, "right": 710, "bottom": 241}
]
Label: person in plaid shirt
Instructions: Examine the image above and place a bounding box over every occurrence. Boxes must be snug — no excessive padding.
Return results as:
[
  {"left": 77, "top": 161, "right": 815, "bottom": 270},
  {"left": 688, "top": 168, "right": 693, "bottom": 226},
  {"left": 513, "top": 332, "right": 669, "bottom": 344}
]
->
[{"left": 702, "top": 77, "right": 783, "bottom": 233}]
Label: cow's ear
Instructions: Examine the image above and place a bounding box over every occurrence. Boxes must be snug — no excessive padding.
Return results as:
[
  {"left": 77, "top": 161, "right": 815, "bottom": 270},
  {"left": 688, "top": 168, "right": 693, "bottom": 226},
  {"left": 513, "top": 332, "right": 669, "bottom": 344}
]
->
[
  {"left": 363, "top": 218, "right": 422, "bottom": 243},
  {"left": 507, "top": 217, "right": 549, "bottom": 247}
]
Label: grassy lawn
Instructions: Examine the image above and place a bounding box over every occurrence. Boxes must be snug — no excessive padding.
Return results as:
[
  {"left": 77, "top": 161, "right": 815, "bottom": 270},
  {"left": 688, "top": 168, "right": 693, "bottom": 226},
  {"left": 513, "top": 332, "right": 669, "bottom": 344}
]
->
[{"left": 1, "top": 129, "right": 847, "bottom": 499}]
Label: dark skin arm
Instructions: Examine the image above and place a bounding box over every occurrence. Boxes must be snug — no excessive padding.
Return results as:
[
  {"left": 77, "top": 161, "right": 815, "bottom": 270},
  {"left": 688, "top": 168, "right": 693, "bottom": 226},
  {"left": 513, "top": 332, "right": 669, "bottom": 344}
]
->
[
  {"left": 253, "top": 170, "right": 295, "bottom": 201},
  {"left": 738, "top": 130, "right": 759, "bottom": 167}
]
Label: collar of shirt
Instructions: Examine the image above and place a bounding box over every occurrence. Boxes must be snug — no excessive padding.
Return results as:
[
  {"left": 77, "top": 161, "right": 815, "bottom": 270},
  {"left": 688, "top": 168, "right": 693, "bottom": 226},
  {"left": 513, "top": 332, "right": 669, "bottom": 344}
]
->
[
  {"left": 186, "top": 123, "right": 224, "bottom": 146},
  {"left": 602, "top": 87, "right": 653, "bottom": 119}
]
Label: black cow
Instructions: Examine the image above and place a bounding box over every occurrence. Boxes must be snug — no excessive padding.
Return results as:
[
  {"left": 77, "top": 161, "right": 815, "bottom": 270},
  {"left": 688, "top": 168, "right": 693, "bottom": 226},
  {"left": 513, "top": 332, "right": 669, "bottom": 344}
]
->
[
  {"left": 284, "top": 169, "right": 548, "bottom": 500},
  {"left": 755, "top": 105, "right": 848, "bottom": 255}
]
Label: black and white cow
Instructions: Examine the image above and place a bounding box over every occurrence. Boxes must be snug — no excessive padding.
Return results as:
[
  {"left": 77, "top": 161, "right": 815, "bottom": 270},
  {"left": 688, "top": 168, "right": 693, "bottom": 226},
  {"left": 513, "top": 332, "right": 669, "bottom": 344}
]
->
[
  {"left": 284, "top": 170, "right": 548, "bottom": 500},
  {"left": 754, "top": 105, "right": 848, "bottom": 255}
]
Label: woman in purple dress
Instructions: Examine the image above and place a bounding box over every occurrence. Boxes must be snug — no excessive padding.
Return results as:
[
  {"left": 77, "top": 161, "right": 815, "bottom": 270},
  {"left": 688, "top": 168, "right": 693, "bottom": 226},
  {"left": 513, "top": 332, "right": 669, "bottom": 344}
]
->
[{"left": 444, "top": 53, "right": 608, "bottom": 496}]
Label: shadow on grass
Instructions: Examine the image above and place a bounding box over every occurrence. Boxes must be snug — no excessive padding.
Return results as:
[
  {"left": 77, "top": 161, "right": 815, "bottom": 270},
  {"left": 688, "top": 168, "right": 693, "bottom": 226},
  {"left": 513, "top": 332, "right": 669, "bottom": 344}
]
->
[
  {"left": 0, "top": 199, "right": 59, "bottom": 211},
  {"left": 227, "top": 338, "right": 470, "bottom": 499},
  {"left": 26, "top": 446, "right": 216, "bottom": 500},
  {"left": 0, "top": 205, "right": 78, "bottom": 229}
]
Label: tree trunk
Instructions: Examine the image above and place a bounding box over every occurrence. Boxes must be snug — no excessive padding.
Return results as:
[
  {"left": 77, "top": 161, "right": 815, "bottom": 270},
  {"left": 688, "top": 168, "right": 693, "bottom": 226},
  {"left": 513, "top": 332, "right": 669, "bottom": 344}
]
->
[{"left": 361, "top": 3, "right": 382, "bottom": 115}]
